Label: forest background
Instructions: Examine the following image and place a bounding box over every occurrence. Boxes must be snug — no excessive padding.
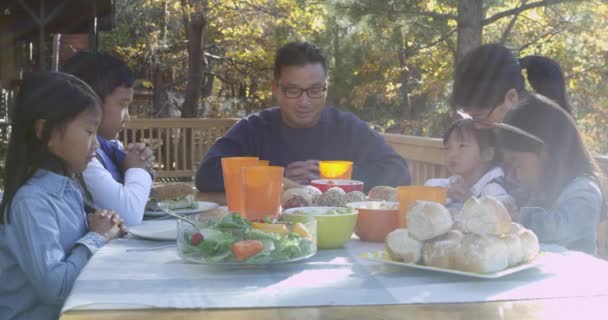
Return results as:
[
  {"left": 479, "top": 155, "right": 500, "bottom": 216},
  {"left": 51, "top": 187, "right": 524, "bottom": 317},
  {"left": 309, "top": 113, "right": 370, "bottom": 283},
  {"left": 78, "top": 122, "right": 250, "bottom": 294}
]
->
[{"left": 103, "top": 0, "right": 608, "bottom": 152}]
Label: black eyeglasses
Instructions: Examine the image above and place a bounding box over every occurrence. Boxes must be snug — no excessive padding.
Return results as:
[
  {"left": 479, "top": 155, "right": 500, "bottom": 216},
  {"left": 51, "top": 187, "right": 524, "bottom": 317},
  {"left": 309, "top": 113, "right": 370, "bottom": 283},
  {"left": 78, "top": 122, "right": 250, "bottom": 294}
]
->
[
  {"left": 280, "top": 86, "right": 327, "bottom": 99},
  {"left": 458, "top": 104, "right": 500, "bottom": 125}
]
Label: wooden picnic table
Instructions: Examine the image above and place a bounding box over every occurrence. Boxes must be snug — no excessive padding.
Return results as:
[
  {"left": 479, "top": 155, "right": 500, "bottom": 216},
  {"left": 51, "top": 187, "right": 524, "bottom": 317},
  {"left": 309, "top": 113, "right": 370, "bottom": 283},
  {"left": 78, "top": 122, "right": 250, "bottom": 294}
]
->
[
  {"left": 59, "top": 296, "right": 608, "bottom": 320},
  {"left": 60, "top": 191, "right": 608, "bottom": 320}
]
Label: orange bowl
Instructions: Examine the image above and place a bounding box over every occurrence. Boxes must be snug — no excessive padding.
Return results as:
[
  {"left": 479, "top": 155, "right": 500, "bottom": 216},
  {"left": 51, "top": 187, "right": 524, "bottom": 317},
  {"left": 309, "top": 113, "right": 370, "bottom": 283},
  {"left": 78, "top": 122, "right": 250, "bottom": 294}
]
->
[{"left": 346, "top": 201, "right": 400, "bottom": 242}]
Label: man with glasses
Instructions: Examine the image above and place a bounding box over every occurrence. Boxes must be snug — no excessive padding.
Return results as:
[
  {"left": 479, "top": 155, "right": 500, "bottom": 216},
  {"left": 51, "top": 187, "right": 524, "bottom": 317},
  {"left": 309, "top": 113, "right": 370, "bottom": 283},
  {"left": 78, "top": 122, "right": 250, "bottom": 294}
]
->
[{"left": 195, "top": 41, "right": 410, "bottom": 191}]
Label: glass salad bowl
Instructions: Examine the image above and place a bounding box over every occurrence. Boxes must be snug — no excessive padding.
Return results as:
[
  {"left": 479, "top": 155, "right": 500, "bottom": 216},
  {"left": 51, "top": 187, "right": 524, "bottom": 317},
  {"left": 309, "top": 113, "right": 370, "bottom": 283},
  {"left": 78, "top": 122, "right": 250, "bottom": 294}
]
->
[{"left": 177, "top": 212, "right": 317, "bottom": 265}]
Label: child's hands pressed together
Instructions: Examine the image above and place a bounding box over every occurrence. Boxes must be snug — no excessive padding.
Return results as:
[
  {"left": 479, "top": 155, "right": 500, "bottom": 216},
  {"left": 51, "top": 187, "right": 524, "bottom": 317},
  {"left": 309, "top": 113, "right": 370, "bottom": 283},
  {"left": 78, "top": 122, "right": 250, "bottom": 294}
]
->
[
  {"left": 88, "top": 209, "right": 128, "bottom": 242},
  {"left": 123, "top": 142, "right": 155, "bottom": 172}
]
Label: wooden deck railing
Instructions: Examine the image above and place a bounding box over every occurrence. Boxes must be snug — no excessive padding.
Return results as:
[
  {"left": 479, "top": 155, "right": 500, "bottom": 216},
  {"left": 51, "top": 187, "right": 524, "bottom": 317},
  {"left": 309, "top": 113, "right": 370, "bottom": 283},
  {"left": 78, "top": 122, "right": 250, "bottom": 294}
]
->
[
  {"left": 117, "top": 118, "right": 608, "bottom": 185},
  {"left": 119, "top": 118, "right": 238, "bottom": 179},
  {"left": 381, "top": 133, "right": 449, "bottom": 185},
  {"left": 118, "top": 118, "right": 449, "bottom": 183}
]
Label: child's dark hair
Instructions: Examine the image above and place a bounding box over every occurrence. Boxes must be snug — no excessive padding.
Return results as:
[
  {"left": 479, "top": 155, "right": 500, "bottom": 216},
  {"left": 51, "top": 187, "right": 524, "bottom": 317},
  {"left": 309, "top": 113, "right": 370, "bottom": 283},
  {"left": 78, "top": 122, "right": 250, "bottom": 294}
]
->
[
  {"left": 274, "top": 41, "right": 327, "bottom": 80},
  {"left": 61, "top": 50, "right": 135, "bottom": 101},
  {"left": 0, "top": 72, "right": 101, "bottom": 224},
  {"left": 499, "top": 93, "right": 601, "bottom": 206},
  {"left": 451, "top": 44, "right": 571, "bottom": 113},
  {"left": 443, "top": 118, "right": 502, "bottom": 167}
]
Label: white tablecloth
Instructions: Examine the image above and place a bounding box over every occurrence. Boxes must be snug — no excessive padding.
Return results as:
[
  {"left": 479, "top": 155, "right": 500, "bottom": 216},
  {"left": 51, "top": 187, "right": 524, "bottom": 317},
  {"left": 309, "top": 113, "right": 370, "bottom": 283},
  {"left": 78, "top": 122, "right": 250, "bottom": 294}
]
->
[{"left": 62, "top": 237, "right": 608, "bottom": 312}]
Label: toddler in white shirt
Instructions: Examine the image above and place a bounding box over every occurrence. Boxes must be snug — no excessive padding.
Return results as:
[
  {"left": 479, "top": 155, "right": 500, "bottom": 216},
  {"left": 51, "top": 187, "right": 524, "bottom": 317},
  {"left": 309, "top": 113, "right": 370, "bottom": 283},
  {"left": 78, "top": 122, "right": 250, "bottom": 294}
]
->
[{"left": 425, "top": 118, "right": 513, "bottom": 207}]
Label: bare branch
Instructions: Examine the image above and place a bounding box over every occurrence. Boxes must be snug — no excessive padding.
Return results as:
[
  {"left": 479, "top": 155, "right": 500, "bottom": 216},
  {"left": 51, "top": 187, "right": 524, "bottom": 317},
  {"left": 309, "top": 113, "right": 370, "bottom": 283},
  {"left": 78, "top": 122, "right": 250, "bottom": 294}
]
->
[
  {"left": 416, "top": 11, "right": 458, "bottom": 21},
  {"left": 500, "top": 0, "right": 528, "bottom": 44},
  {"left": 484, "top": 0, "right": 581, "bottom": 25},
  {"left": 516, "top": 27, "right": 561, "bottom": 52},
  {"left": 418, "top": 28, "right": 457, "bottom": 50},
  {"left": 567, "top": 65, "right": 608, "bottom": 80},
  {"left": 206, "top": 71, "right": 240, "bottom": 86}
]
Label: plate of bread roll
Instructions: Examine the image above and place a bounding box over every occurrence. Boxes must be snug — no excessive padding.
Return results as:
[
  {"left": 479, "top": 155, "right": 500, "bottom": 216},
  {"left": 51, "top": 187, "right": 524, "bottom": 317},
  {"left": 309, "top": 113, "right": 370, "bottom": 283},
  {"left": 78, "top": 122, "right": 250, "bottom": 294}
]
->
[{"left": 361, "top": 196, "right": 541, "bottom": 278}]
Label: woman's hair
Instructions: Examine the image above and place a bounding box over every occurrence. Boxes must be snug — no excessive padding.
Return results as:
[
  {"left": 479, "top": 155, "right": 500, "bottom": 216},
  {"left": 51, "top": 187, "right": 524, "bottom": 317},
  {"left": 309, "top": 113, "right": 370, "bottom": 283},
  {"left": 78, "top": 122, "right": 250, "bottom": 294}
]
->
[
  {"left": 443, "top": 118, "right": 502, "bottom": 168},
  {"left": 0, "top": 72, "right": 101, "bottom": 224},
  {"left": 61, "top": 50, "right": 135, "bottom": 102},
  {"left": 499, "top": 93, "right": 601, "bottom": 206},
  {"left": 451, "top": 44, "right": 571, "bottom": 113}
]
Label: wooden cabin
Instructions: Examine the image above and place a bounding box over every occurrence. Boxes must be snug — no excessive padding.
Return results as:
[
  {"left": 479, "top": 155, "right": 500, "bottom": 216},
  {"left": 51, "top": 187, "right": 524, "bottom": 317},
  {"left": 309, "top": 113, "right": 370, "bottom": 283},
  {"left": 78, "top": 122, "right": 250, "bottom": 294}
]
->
[{"left": 0, "top": 0, "right": 115, "bottom": 122}]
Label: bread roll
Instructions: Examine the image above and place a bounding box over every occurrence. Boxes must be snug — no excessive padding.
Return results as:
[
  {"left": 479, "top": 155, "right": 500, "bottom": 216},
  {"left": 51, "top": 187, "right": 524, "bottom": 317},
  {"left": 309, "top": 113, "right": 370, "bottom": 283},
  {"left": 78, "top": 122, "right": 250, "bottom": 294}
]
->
[
  {"left": 407, "top": 201, "right": 453, "bottom": 241},
  {"left": 385, "top": 229, "right": 423, "bottom": 263},
  {"left": 500, "top": 232, "right": 524, "bottom": 267},
  {"left": 461, "top": 196, "right": 512, "bottom": 236},
  {"left": 346, "top": 191, "right": 367, "bottom": 203},
  {"left": 452, "top": 234, "right": 509, "bottom": 273},
  {"left": 316, "top": 189, "right": 347, "bottom": 207},
  {"left": 518, "top": 228, "right": 540, "bottom": 262},
  {"left": 152, "top": 182, "right": 194, "bottom": 201},
  {"left": 283, "top": 177, "right": 302, "bottom": 190},
  {"left": 510, "top": 222, "right": 525, "bottom": 233},
  {"left": 422, "top": 229, "right": 464, "bottom": 269},
  {"left": 303, "top": 185, "right": 322, "bottom": 203},
  {"left": 442, "top": 229, "right": 465, "bottom": 242},
  {"left": 450, "top": 208, "right": 465, "bottom": 232},
  {"left": 281, "top": 188, "right": 312, "bottom": 209}
]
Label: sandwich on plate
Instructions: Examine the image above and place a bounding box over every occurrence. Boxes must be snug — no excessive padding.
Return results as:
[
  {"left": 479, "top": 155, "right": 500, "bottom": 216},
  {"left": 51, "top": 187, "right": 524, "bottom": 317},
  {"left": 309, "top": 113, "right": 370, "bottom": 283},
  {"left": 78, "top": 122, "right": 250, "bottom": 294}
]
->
[{"left": 147, "top": 182, "right": 198, "bottom": 211}]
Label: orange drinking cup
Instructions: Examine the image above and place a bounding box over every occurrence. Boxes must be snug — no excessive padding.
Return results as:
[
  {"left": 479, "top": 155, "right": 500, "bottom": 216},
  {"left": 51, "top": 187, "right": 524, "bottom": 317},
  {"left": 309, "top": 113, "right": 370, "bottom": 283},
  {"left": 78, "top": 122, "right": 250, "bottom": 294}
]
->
[
  {"left": 221, "top": 157, "right": 259, "bottom": 214},
  {"left": 242, "top": 166, "right": 284, "bottom": 221},
  {"left": 319, "top": 160, "right": 353, "bottom": 179},
  {"left": 396, "top": 186, "right": 447, "bottom": 227}
]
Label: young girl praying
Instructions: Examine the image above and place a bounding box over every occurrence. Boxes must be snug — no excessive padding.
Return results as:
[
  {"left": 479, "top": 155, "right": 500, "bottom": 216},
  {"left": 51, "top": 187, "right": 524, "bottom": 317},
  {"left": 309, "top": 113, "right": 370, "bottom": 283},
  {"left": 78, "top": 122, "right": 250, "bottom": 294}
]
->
[{"left": 0, "top": 72, "right": 127, "bottom": 320}]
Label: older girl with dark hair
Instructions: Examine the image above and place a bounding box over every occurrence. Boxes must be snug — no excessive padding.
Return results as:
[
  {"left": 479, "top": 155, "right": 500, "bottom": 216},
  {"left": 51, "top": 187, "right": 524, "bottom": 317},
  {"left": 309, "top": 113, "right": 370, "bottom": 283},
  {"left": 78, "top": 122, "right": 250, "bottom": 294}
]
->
[{"left": 498, "top": 93, "right": 603, "bottom": 254}]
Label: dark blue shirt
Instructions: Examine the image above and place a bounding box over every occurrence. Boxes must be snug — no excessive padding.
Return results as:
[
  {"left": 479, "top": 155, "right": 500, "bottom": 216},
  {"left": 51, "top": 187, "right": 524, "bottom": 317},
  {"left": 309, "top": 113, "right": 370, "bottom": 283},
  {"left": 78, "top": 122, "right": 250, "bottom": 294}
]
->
[{"left": 195, "top": 107, "right": 411, "bottom": 192}]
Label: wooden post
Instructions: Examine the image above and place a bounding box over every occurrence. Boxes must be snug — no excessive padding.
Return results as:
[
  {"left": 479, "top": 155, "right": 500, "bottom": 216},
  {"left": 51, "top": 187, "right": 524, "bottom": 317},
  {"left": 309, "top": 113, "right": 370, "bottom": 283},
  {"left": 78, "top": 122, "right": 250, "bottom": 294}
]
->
[{"left": 38, "top": 0, "right": 46, "bottom": 70}]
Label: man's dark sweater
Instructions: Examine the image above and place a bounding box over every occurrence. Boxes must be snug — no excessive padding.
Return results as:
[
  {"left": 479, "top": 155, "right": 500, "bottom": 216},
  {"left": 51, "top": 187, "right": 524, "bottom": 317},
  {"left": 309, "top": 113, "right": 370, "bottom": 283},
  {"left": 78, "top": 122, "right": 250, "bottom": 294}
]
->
[{"left": 195, "top": 107, "right": 411, "bottom": 192}]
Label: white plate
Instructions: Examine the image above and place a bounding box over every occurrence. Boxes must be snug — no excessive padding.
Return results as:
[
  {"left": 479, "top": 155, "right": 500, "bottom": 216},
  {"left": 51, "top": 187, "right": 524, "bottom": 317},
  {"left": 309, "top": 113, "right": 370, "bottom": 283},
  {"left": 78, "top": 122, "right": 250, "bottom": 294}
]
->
[
  {"left": 360, "top": 250, "right": 541, "bottom": 279},
  {"left": 129, "top": 220, "right": 177, "bottom": 241},
  {"left": 144, "top": 201, "right": 219, "bottom": 217}
]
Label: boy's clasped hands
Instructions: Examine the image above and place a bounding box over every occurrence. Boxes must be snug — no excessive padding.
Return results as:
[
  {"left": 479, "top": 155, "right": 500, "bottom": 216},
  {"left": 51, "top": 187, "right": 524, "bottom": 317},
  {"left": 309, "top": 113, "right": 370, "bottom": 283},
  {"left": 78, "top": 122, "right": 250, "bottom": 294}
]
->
[{"left": 124, "top": 142, "right": 156, "bottom": 176}]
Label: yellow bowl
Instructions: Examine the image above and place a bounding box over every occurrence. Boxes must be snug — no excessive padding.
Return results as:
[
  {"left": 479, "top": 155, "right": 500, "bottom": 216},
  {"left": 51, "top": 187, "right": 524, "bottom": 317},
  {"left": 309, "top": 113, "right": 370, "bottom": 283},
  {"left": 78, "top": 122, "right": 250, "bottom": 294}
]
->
[{"left": 282, "top": 206, "right": 358, "bottom": 249}]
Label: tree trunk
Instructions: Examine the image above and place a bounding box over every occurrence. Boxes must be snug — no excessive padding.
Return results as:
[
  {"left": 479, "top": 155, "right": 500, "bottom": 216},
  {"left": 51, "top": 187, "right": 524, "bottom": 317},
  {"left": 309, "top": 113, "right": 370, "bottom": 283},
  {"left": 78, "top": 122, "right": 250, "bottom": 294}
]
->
[
  {"left": 330, "top": 17, "right": 342, "bottom": 107},
  {"left": 152, "top": 1, "right": 168, "bottom": 116},
  {"left": 456, "top": 0, "right": 483, "bottom": 63},
  {"left": 398, "top": 46, "right": 411, "bottom": 120},
  {"left": 199, "top": 31, "right": 211, "bottom": 116},
  {"left": 181, "top": 0, "right": 208, "bottom": 118}
]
